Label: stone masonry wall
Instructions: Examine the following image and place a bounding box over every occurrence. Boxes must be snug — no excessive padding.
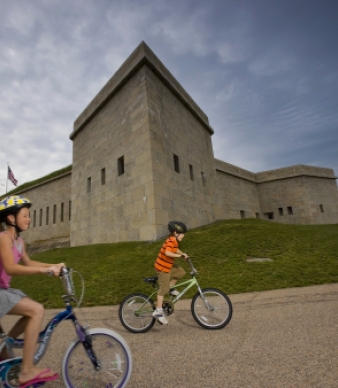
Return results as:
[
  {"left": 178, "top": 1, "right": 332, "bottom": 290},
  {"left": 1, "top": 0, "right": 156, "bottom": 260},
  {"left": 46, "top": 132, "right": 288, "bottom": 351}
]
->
[
  {"left": 257, "top": 173, "right": 338, "bottom": 224},
  {"left": 70, "top": 65, "right": 156, "bottom": 246},
  {"left": 15, "top": 173, "right": 71, "bottom": 245},
  {"left": 146, "top": 66, "right": 217, "bottom": 237},
  {"left": 214, "top": 159, "right": 260, "bottom": 219},
  {"left": 301, "top": 176, "right": 338, "bottom": 224}
]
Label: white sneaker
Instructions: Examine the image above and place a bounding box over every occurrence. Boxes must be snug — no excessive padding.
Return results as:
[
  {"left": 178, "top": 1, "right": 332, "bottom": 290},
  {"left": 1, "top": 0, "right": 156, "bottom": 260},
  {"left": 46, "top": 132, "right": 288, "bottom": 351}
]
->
[
  {"left": 169, "top": 288, "right": 179, "bottom": 296},
  {"left": 152, "top": 308, "right": 168, "bottom": 325}
]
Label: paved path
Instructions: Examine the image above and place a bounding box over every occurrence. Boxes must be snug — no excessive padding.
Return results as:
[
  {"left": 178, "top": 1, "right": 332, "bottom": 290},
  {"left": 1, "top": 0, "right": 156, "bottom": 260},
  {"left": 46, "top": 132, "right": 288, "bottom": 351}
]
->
[{"left": 2, "top": 283, "right": 338, "bottom": 387}]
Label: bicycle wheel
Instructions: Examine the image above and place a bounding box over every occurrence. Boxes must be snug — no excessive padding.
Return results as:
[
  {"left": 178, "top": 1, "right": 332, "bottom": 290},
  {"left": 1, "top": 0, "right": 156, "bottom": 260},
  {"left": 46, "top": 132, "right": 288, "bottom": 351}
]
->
[
  {"left": 3, "top": 358, "right": 23, "bottom": 388},
  {"left": 119, "top": 293, "right": 156, "bottom": 333},
  {"left": 191, "top": 288, "right": 233, "bottom": 329},
  {"left": 62, "top": 328, "right": 132, "bottom": 388}
]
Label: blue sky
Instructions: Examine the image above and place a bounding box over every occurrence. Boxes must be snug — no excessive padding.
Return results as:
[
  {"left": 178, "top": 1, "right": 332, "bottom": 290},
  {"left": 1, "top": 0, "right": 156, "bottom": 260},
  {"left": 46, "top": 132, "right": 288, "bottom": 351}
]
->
[{"left": 1, "top": 0, "right": 337, "bottom": 194}]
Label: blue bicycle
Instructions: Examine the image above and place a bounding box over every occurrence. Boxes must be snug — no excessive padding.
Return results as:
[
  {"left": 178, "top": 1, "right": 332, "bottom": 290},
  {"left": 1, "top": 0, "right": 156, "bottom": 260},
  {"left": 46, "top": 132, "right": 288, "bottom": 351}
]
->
[{"left": 0, "top": 267, "right": 132, "bottom": 388}]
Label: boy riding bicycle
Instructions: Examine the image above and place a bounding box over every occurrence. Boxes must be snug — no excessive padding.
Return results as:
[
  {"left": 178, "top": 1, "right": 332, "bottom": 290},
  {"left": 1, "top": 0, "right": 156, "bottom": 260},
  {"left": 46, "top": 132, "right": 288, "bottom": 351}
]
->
[{"left": 152, "top": 221, "right": 189, "bottom": 325}]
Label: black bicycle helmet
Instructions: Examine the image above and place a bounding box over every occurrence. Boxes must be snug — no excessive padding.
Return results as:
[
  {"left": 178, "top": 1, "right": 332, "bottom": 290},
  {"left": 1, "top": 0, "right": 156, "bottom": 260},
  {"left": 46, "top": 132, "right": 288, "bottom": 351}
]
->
[
  {"left": 0, "top": 195, "right": 32, "bottom": 223},
  {"left": 168, "top": 221, "right": 187, "bottom": 234}
]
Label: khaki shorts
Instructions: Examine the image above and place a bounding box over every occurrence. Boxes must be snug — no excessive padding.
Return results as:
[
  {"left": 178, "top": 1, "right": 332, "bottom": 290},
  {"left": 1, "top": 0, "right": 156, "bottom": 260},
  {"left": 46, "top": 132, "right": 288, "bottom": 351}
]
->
[{"left": 157, "top": 264, "right": 186, "bottom": 296}]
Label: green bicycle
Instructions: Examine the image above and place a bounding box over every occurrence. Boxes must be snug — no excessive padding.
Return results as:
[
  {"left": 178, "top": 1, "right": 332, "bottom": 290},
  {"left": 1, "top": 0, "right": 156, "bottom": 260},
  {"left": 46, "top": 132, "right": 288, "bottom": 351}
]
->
[{"left": 119, "top": 258, "right": 233, "bottom": 333}]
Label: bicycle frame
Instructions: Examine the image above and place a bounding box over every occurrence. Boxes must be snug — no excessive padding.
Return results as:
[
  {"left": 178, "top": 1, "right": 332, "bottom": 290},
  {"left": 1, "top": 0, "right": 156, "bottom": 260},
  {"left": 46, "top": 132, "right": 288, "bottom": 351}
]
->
[
  {"left": 1, "top": 302, "right": 86, "bottom": 365},
  {"left": 141, "top": 277, "right": 199, "bottom": 305},
  {"left": 135, "top": 264, "right": 204, "bottom": 315},
  {"left": 0, "top": 269, "right": 101, "bottom": 387},
  {"left": 168, "top": 277, "right": 202, "bottom": 303}
]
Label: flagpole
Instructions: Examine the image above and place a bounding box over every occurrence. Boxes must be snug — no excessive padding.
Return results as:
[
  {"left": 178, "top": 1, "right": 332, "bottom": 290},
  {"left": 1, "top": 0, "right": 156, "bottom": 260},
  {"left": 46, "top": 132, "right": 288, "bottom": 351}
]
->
[{"left": 6, "top": 162, "right": 8, "bottom": 194}]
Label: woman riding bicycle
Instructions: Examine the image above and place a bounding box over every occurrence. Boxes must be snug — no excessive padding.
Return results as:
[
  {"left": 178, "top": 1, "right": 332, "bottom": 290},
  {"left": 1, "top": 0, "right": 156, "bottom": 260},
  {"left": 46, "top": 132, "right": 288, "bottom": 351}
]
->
[
  {"left": 152, "top": 221, "right": 189, "bottom": 325},
  {"left": 0, "top": 195, "right": 65, "bottom": 387}
]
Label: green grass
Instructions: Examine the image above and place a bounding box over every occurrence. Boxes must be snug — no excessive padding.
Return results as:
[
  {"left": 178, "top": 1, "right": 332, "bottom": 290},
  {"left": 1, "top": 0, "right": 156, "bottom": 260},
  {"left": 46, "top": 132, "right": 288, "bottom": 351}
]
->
[{"left": 11, "top": 219, "right": 338, "bottom": 308}]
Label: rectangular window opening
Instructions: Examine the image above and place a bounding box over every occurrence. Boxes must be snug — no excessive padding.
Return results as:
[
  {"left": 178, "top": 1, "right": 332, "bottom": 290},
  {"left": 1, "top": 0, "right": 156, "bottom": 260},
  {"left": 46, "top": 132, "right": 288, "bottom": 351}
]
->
[
  {"left": 189, "top": 164, "right": 194, "bottom": 180},
  {"left": 278, "top": 207, "right": 284, "bottom": 216},
  {"left": 287, "top": 206, "right": 293, "bottom": 215},
  {"left": 101, "top": 168, "right": 106, "bottom": 185},
  {"left": 264, "top": 212, "right": 274, "bottom": 220},
  {"left": 69, "top": 201, "right": 72, "bottom": 221},
  {"left": 61, "top": 202, "right": 64, "bottom": 223},
  {"left": 173, "top": 154, "right": 180, "bottom": 173},
  {"left": 53, "top": 205, "right": 57, "bottom": 224},
  {"left": 87, "top": 177, "right": 91, "bottom": 193},
  {"left": 255, "top": 212, "right": 260, "bottom": 219},
  {"left": 240, "top": 210, "right": 246, "bottom": 219},
  {"left": 33, "top": 210, "right": 36, "bottom": 227},
  {"left": 39, "top": 209, "right": 43, "bottom": 227},
  {"left": 46, "top": 207, "right": 49, "bottom": 226},
  {"left": 319, "top": 204, "right": 324, "bottom": 213},
  {"left": 201, "top": 172, "right": 206, "bottom": 187},
  {"left": 118, "top": 156, "right": 125, "bottom": 176}
]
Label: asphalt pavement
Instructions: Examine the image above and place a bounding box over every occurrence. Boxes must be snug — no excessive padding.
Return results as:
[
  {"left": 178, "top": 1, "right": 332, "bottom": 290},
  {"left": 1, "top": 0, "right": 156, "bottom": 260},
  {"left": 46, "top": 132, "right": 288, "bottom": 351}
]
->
[{"left": 2, "top": 283, "right": 337, "bottom": 388}]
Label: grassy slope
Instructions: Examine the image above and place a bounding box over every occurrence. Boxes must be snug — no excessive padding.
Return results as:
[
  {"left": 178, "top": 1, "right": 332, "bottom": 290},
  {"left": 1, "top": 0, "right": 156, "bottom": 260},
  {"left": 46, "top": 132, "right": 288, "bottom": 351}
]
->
[{"left": 11, "top": 219, "right": 338, "bottom": 308}]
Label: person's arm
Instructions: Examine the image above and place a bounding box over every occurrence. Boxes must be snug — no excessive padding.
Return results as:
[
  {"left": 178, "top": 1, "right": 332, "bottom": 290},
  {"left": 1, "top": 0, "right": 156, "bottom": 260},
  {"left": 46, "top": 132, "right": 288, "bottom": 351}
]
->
[
  {"left": 21, "top": 248, "right": 65, "bottom": 275},
  {"left": 165, "top": 249, "right": 188, "bottom": 259},
  {"left": 176, "top": 248, "right": 188, "bottom": 259},
  {"left": 0, "top": 234, "right": 64, "bottom": 277}
]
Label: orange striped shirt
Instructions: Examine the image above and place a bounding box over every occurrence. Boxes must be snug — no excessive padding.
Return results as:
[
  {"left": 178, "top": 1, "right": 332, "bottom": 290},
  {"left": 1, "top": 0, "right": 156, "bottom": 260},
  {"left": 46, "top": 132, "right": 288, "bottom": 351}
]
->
[{"left": 154, "top": 237, "right": 178, "bottom": 273}]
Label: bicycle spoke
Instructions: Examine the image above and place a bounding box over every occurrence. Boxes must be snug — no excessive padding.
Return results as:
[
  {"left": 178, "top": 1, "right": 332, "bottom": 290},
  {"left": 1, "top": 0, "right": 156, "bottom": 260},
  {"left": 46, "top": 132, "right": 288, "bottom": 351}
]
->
[{"left": 191, "top": 288, "right": 233, "bottom": 329}]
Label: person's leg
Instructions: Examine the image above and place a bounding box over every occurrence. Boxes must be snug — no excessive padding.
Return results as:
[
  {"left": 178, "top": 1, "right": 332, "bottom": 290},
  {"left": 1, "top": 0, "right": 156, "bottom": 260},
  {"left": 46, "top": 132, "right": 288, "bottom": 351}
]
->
[
  {"left": 8, "top": 297, "right": 57, "bottom": 383},
  {"left": 153, "top": 272, "right": 170, "bottom": 324},
  {"left": 8, "top": 316, "right": 29, "bottom": 338},
  {"left": 156, "top": 294, "right": 164, "bottom": 310},
  {"left": 156, "top": 272, "right": 170, "bottom": 306},
  {"left": 0, "top": 316, "right": 28, "bottom": 359},
  {"left": 169, "top": 266, "right": 185, "bottom": 287}
]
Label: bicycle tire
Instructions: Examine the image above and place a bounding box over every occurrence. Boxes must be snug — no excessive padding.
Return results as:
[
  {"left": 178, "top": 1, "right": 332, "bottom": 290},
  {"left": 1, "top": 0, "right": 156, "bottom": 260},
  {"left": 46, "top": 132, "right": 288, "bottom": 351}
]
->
[
  {"left": 62, "top": 328, "right": 132, "bottom": 388},
  {"left": 119, "top": 293, "right": 156, "bottom": 333},
  {"left": 3, "top": 358, "right": 22, "bottom": 388},
  {"left": 191, "top": 288, "right": 233, "bottom": 329}
]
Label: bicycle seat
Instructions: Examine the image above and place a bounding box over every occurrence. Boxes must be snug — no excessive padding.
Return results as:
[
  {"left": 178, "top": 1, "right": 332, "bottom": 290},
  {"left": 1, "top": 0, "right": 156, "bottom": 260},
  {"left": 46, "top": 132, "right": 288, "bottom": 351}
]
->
[{"left": 143, "top": 277, "right": 158, "bottom": 286}]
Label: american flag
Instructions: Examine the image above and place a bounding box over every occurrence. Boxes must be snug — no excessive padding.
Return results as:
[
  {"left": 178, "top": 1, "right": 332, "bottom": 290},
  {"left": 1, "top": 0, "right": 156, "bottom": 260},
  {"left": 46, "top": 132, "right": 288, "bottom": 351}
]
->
[{"left": 8, "top": 165, "right": 18, "bottom": 186}]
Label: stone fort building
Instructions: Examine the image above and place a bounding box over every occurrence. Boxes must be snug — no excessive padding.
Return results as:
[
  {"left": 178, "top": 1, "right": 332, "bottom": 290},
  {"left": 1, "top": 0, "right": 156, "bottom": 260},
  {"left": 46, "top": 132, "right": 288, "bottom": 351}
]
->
[{"left": 11, "top": 42, "right": 338, "bottom": 248}]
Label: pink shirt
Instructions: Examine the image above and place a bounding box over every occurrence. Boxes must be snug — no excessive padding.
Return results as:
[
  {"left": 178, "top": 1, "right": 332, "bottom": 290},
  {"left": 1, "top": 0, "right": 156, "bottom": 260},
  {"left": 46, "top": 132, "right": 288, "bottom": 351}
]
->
[{"left": 0, "top": 232, "right": 23, "bottom": 288}]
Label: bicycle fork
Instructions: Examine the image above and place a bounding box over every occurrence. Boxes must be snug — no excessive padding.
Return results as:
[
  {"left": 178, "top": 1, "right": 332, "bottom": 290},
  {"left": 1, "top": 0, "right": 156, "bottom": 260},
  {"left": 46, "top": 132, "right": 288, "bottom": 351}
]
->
[
  {"left": 195, "top": 282, "right": 214, "bottom": 311},
  {"left": 74, "top": 322, "right": 100, "bottom": 370}
]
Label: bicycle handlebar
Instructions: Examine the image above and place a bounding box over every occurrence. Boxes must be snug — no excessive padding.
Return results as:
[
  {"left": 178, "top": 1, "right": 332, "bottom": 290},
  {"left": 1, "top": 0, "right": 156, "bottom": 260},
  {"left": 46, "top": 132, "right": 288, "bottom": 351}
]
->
[
  {"left": 46, "top": 266, "right": 68, "bottom": 277},
  {"left": 60, "top": 267, "right": 76, "bottom": 296},
  {"left": 186, "top": 257, "right": 198, "bottom": 274}
]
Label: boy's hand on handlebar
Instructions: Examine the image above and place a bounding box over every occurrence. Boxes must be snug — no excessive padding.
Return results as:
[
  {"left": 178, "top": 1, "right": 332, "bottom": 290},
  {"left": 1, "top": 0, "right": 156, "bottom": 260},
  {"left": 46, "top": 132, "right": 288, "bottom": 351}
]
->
[{"left": 181, "top": 253, "right": 189, "bottom": 260}]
